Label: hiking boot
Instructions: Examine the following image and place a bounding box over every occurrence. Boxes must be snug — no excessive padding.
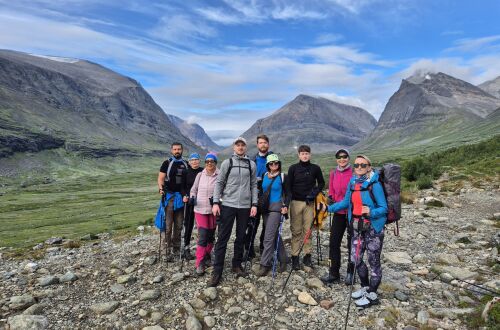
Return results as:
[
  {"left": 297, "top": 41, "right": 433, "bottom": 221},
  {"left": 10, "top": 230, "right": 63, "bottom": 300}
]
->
[
  {"left": 303, "top": 254, "right": 313, "bottom": 268},
  {"left": 246, "top": 249, "right": 256, "bottom": 260},
  {"left": 232, "top": 266, "right": 247, "bottom": 278},
  {"left": 279, "top": 262, "right": 287, "bottom": 273},
  {"left": 195, "top": 265, "right": 205, "bottom": 276},
  {"left": 292, "top": 256, "right": 300, "bottom": 270},
  {"left": 351, "top": 286, "right": 369, "bottom": 299},
  {"left": 256, "top": 265, "right": 271, "bottom": 277},
  {"left": 173, "top": 248, "right": 181, "bottom": 260},
  {"left": 208, "top": 273, "right": 221, "bottom": 287},
  {"left": 183, "top": 248, "right": 195, "bottom": 261},
  {"left": 344, "top": 271, "right": 355, "bottom": 286},
  {"left": 203, "top": 254, "right": 213, "bottom": 268},
  {"left": 321, "top": 270, "right": 341, "bottom": 285},
  {"left": 354, "top": 291, "right": 379, "bottom": 308}
]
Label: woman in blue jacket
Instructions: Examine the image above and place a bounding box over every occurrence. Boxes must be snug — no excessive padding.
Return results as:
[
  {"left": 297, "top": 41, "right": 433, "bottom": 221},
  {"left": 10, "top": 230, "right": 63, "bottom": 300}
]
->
[{"left": 327, "top": 154, "right": 387, "bottom": 308}]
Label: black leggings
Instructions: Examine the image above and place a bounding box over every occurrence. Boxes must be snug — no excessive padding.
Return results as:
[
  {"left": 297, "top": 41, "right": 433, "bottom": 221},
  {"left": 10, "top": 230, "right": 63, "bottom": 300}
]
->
[
  {"left": 329, "top": 213, "right": 352, "bottom": 273},
  {"left": 183, "top": 204, "right": 195, "bottom": 248}
]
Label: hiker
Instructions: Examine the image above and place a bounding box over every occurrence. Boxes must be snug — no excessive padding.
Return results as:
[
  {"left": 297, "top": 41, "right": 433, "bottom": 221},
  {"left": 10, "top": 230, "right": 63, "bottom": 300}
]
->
[
  {"left": 287, "top": 145, "right": 325, "bottom": 270},
  {"left": 256, "top": 154, "right": 291, "bottom": 276},
  {"left": 327, "top": 155, "right": 388, "bottom": 308},
  {"left": 157, "top": 142, "right": 189, "bottom": 261},
  {"left": 321, "top": 148, "right": 355, "bottom": 285},
  {"left": 209, "top": 137, "right": 258, "bottom": 287},
  {"left": 189, "top": 153, "right": 219, "bottom": 276},
  {"left": 183, "top": 153, "right": 204, "bottom": 261},
  {"left": 245, "top": 134, "right": 273, "bottom": 259}
]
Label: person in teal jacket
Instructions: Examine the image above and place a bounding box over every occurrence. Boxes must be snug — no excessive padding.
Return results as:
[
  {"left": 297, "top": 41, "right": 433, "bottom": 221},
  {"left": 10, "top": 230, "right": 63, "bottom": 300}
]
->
[{"left": 327, "top": 154, "right": 387, "bottom": 308}]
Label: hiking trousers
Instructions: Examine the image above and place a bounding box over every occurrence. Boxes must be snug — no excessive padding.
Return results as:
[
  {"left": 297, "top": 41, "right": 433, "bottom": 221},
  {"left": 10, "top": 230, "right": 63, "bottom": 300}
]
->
[
  {"left": 213, "top": 205, "right": 250, "bottom": 275},
  {"left": 260, "top": 202, "right": 287, "bottom": 267},
  {"left": 162, "top": 198, "right": 184, "bottom": 252},
  {"left": 194, "top": 212, "right": 216, "bottom": 268},
  {"left": 290, "top": 200, "right": 314, "bottom": 256},
  {"left": 351, "top": 227, "right": 384, "bottom": 293},
  {"left": 244, "top": 207, "right": 266, "bottom": 255},
  {"left": 183, "top": 204, "right": 195, "bottom": 248},
  {"left": 329, "top": 213, "right": 352, "bottom": 274}
]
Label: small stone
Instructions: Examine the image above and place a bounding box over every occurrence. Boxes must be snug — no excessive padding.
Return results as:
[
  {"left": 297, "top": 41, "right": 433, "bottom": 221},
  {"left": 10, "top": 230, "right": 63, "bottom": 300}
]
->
[
  {"left": 228, "top": 306, "right": 242, "bottom": 314},
  {"left": 190, "top": 298, "right": 206, "bottom": 310},
  {"left": 140, "top": 289, "right": 161, "bottom": 301},
  {"left": 9, "top": 294, "right": 35, "bottom": 310},
  {"left": 117, "top": 275, "right": 135, "bottom": 284},
  {"left": 417, "top": 310, "right": 429, "bottom": 325},
  {"left": 275, "top": 314, "right": 291, "bottom": 324},
  {"left": 137, "top": 225, "right": 145, "bottom": 232},
  {"left": 204, "top": 316, "right": 216, "bottom": 327},
  {"left": 23, "top": 303, "right": 46, "bottom": 315},
  {"left": 384, "top": 252, "right": 412, "bottom": 264},
  {"left": 80, "top": 234, "right": 98, "bottom": 241},
  {"left": 151, "top": 312, "right": 163, "bottom": 322},
  {"left": 60, "top": 271, "right": 78, "bottom": 283},
  {"left": 203, "top": 287, "right": 217, "bottom": 301},
  {"left": 39, "top": 275, "right": 59, "bottom": 287},
  {"left": 440, "top": 266, "right": 478, "bottom": 280},
  {"left": 298, "top": 292, "right": 317, "bottom": 306},
  {"left": 436, "top": 253, "right": 460, "bottom": 265},
  {"left": 138, "top": 309, "right": 149, "bottom": 317},
  {"left": 144, "top": 256, "right": 157, "bottom": 266},
  {"left": 306, "top": 277, "right": 324, "bottom": 289},
  {"left": 394, "top": 290, "right": 409, "bottom": 302},
  {"left": 440, "top": 272, "right": 454, "bottom": 283},
  {"left": 412, "top": 268, "right": 429, "bottom": 276},
  {"left": 90, "top": 301, "right": 120, "bottom": 315},
  {"left": 125, "top": 265, "right": 137, "bottom": 274},
  {"left": 185, "top": 315, "right": 202, "bottom": 330},
  {"left": 110, "top": 284, "right": 125, "bottom": 294},
  {"left": 24, "top": 262, "right": 39, "bottom": 273},
  {"left": 170, "top": 272, "right": 184, "bottom": 284},
  {"left": 33, "top": 243, "right": 44, "bottom": 250},
  {"left": 412, "top": 254, "right": 427, "bottom": 264},
  {"left": 110, "top": 268, "right": 123, "bottom": 277},
  {"left": 45, "top": 237, "right": 62, "bottom": 245},
  {"left": 153, "top": 275, "right": 164, "bottom": 283},
  {"left": 319, "top": 299, "right": 335, "bottom": 310},
  {"left": 110, "top": 259, "right": 131, "bottom": 270},
  {"left": 7, "top": 315, "right": 48, "bottom": 330},
  {"left": 142, "top": 326, "right": 164, "bottom": 330}
]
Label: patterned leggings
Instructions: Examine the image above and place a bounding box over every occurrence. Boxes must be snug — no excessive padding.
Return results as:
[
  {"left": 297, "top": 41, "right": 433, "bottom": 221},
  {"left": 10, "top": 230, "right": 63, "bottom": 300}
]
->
[
  {"left": 195, "top": 213, "right": 216, "bottom": 268},
  {"left": 351, "top": 227, "right": 384, "bottom": 293}
]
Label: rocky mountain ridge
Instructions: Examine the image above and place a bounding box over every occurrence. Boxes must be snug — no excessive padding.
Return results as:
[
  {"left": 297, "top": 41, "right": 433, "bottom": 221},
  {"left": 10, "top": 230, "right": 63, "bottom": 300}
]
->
[{"left": 167, "top": 115, "right": 222, "bottom": 152}]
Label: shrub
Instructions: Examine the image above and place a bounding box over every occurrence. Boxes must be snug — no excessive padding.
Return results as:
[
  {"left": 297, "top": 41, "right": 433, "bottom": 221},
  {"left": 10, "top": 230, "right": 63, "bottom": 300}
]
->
[{"left": 416, "top": 174, "right": 433, "bottom": 189}]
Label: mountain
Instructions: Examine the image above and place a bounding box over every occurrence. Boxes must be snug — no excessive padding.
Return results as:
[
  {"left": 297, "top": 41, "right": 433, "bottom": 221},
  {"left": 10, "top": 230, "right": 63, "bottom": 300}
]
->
[
  {"left": 238, "top": 94, "right": 377, "bottom": 154},
  {"left": 478, "top": 76, "right": 500, "bottom": 98},
  {"left": 356, "top": 72, "right": 500, "bottom": 156},
  {"left": 167, "top": 115, "right": 222, "bottom": 151},
  {"left": 0, "top": 49, "right": 199, "bottom": 158}
]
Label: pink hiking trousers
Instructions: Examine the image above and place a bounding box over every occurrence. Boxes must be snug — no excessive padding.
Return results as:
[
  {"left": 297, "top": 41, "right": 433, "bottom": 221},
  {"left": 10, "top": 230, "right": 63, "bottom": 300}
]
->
[{"left": 195, "top": 213, "right": 217, "bottom": 268}]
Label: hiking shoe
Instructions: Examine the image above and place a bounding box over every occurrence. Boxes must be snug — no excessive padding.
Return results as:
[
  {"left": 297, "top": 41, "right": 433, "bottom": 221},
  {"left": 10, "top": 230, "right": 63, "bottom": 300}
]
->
[
  {"left": 321, "top": 271, "right": 341, "bottom": 285},
  {"left": 344, "top": 271, "right": 355, "bottom": 286},
  {"left": 256, "top": 265, "right": 271, "bottom": 277},
  {"left": 232, "top": 266, "right": 247, "bottom": 277},
  {"left": 208, "top": 273, "right": 221, "bottom": 287},
  {"left": 292, "top": 256, "right": 300, "bottom": 270},
  {"left": 354, "top": 291, "right": 379, "bottom": 308},
  {"left": 183, "top": 248, "right": 195, "bottom": 261},
  {"left": 351, "top": 286, "right": 369, "bottom": 299},
  {"left": 202, "top": 254, "right": 213, "bottom": 268},
  {"left": 195, "top": 265, "right": 205, "bottom": 276},
  {"left": 303, "top": 254, "right": 313, "bottom": 267}
]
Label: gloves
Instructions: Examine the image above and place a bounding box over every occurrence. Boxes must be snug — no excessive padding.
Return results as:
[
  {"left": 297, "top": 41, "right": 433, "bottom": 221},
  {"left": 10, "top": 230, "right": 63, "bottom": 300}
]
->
[{"left": 188, "top": 197, "right": 196, "bottom": 206}]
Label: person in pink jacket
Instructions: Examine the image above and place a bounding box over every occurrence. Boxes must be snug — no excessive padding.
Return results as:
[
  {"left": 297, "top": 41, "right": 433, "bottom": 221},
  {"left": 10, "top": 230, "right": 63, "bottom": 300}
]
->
[
  {"left": 321, "top": 148, "right": 355, "bottom": 285},
  {"left": 190, "top": 153, "right": 219, "bottom": 276}
]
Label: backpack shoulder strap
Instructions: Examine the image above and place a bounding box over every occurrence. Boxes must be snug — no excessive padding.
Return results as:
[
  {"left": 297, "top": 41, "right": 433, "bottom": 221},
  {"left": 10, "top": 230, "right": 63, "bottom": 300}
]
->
[{"left": 223, "top": 158, "right": 234, "bottom": 189}]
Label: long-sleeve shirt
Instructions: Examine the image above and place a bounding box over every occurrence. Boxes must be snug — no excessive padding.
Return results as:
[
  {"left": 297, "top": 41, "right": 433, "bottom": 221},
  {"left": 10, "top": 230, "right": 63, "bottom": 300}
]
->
[
  {"left": 287, "top": 160, "right": 325, "bottom": 201},
  {"left": 328, "top": 166, "right": 353, "bottom": 215},
  {"left": 190, "top": 168, "right": 219, "bottom": 214}
]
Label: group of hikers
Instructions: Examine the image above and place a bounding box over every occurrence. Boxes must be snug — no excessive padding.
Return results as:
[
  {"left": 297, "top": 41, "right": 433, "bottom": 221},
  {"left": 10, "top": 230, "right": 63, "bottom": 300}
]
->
[{"left": 156, "top": 134, "right": 392, "bottom": 309}]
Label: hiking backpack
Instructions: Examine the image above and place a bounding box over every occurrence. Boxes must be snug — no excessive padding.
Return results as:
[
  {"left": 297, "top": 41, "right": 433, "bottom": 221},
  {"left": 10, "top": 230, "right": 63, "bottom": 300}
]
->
[
  {"left": 368, "top": 163, "right": 401, "bottom": 236},
  {"left": 164, "top": 157, "right": 188, "bottom": 184}
]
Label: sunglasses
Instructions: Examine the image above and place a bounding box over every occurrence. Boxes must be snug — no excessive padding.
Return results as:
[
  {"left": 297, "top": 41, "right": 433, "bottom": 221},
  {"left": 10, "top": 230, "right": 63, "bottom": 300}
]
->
[
  {"left": 268, "top": 161, "right": 279, "bottom": 166},
  {"left": 205, "top": 160, "right": 216, "bottom": 164},
  {"left": 336, "top": 155, "right": 348, "bottom": 160},
  {"left": 353, "top": 163, "right": 369, "bottom": 169}
]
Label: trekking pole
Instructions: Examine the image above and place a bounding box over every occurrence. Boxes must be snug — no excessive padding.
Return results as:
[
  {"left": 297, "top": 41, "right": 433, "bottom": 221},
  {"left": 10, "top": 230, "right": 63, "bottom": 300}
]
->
[
  {"left": 272, "top": 215, "right": 285, "bottom": 290},
  {"left": 429, "top": 274, "right": 499, "bottom": 297},
  {"left": 243, "top": 216, "right": 257, "bottom": 273},
  {"left": 158, "top": 193, "right": 166, "bottom": 263},
  {"left": 180, "top": 201, "right": 187, "bottom": 271},
  {"left": 344, "top": 230, "right": 363, "bottom": 330},
  {"left": 282, "top": 204, "right": 322, "bottom": 293}
]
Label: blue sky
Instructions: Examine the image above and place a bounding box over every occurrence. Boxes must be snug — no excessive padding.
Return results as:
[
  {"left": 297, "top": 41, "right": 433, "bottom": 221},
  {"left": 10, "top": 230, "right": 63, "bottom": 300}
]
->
[{"left": 0, "top": 0, "right": 499, "bottom": 145}]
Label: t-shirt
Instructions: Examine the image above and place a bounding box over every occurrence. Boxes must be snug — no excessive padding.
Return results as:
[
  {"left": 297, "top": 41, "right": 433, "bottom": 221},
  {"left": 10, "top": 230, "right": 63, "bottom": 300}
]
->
[
  {"left": 186, "top": 166, "right": 204, "bottom": 191},
  {"left": 159, "top": 158, "right": 188, "bottom": 194},
  {"left": 262, "top": 174, "right": 283, "bottom": 204},
  {"left": 351, "top": 183, "right": 363, "bottom": 216}
]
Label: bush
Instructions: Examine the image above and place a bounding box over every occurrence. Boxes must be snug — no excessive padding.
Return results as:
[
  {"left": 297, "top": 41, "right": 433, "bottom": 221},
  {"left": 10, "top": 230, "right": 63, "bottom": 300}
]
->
[
  {"left": 416, "top": 174, "right": 433, "bottom": 189},
  {"left": 402, "top": 157, "right": 442, "bottom": 182}
]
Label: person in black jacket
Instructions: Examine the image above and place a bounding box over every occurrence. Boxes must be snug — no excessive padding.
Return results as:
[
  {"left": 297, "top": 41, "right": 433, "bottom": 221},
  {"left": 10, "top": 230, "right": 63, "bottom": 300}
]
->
[
  {"left": 157, "top": 142, "right": 189, "bottom": 261},
  {"left": 183, "top": 153, "right": 204, "bottom": 261},
  {"left": 287, "top": 145, "right": 325, "bottom": 270}
]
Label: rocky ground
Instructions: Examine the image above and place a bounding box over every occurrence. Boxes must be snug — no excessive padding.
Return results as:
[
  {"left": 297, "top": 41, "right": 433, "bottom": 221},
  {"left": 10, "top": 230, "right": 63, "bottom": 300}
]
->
[{"left": 1, "top": 179, "right": 499, "bottom": 330}]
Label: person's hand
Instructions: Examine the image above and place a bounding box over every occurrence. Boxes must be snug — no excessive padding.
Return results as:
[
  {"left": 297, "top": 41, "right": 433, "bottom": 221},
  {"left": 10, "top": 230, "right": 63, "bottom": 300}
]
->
[
  {"left": 322, "top": 203, "right": 327, "bottom": 212},
  {"left": 362, "top": 205, "right": 370, "bottom": 216},
  {"left": 250, "top": 206, "right": 257, "bottom": 217},
  {"left": 159, "top": 187, "right": 164, "bottom": 195},
  {"left": 281, "top": 206, "right": 288, "bottom": 214},
  {"left": 183, "top": 196, "right": 189, "bottom": 203},
  {"left": 212, "top": 204, "right": 220, "bottom": 216}
]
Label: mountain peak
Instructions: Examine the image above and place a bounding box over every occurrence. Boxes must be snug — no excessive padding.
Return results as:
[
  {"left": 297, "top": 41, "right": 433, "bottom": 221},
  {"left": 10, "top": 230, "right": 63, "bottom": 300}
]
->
[{"left": 478, "top": 75, "right": 500, "bottom": 98}]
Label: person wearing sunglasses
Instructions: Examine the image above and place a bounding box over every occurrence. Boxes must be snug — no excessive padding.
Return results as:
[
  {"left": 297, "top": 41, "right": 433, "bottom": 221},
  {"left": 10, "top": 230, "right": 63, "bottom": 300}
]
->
[
  {"left": 321, "top": 149, "right": 355, "bottom": 286},
  {"left": 189, "top": 153, "right": 219, "bottom": 276},
  {"left": 183, "top": 153, "right": 204, "bottom": 261},
  {"left": 327, "top": 155, "right": 388, "bottom": 309},
  {"left": 256, "top": 154, "right": 291, "bottom": 276}
]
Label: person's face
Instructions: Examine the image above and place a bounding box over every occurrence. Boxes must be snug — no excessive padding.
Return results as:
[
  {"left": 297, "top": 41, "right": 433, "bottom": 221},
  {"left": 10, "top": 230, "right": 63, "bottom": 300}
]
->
[
  {"left": 298, "top": 151, "right": 311, "bottom": 162},
  {"left": 257, "top": 138, "right": 269, "bottom": 153},
  {"left": 171, "top": 145, "right": 183, "bottom": 158},
  {"left": 233, "top": 141, "right": 247, "bottom": 156},
  {"left": 189, "top": 158, "right": 200, "bottom": 169},
  {"left": 268, "top": 161, "right": 280, "bottom": 172},
  {"left": 205, "top": 159, "right": 216, "bottom": 170},
  {"left": 336, "top": 153, "right": 349, "bottom": 167},
  {"left": 353, "top": 157, "right": 371, "bottom": 176}
]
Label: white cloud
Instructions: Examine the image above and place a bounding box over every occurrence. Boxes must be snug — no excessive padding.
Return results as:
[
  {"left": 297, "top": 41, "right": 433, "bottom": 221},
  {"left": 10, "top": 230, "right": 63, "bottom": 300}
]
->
[
  {"left": 314, "top": 33, "right": 343, "bottom": 44},
  {"left": 446, "top": 35, "right": 500, "bottom": 53},
  {"left": 248, "top": 38, "right": 279, "bottom": 46},
  {"left": 150, "top": 15, "right": 217, "bottom": 45},
  {"left": 186, "top": 115, "right": 202, "bottom": 125}
]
